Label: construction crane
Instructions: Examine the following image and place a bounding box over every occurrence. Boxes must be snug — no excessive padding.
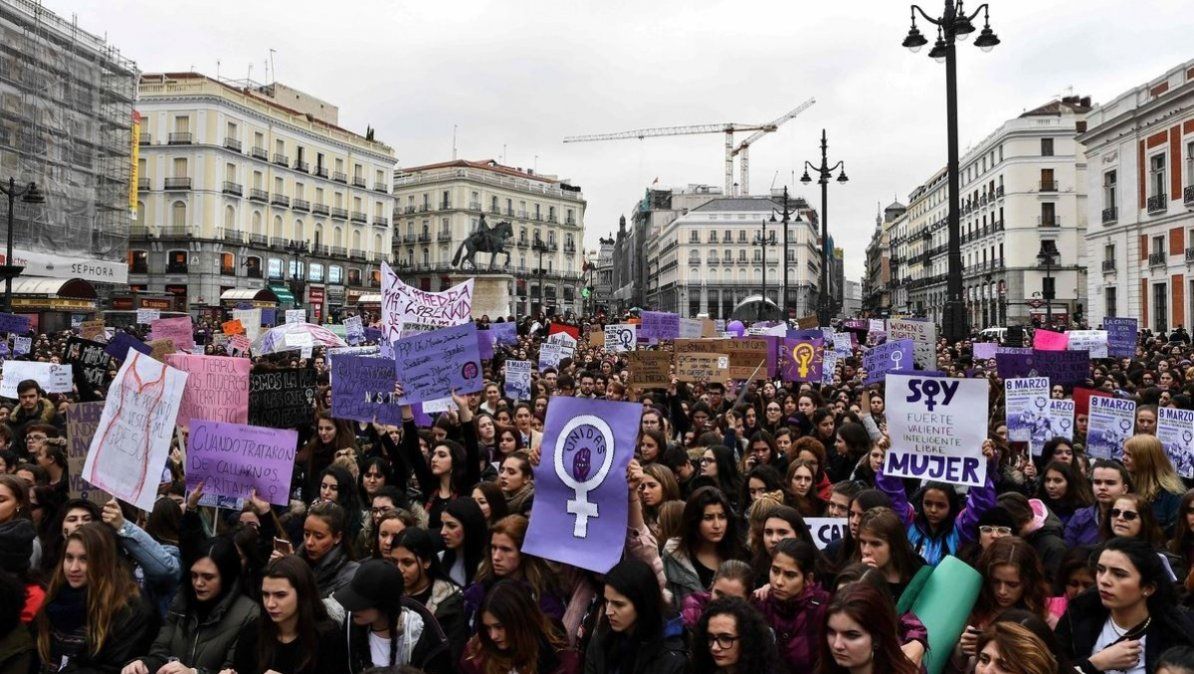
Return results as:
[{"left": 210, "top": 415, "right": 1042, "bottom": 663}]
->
[{"left": 563, "top": 98, "right": 815, "bottom": 196}]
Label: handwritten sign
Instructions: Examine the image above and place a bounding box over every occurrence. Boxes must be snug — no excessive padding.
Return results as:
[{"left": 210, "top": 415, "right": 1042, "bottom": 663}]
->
[
  {"left": 640, "top": 311, "right": 680, "bottom": 340},
  {"left": 393, "top": 323, "right": 483, "bottom": 405},
  {"left": 678, "top": 317, "right": 705, "bottom": 339},
  {"left": 331, "top": 354, "right": 402, "bottom": 425},
  {"left": 887, "top": 319, "right": 937, "bottom": 370},
  {"left": 1158, "top": 407, "right": 1194, "bottom": 478},
  {"left": 147, "top": 339, "right": 176, "bottom": 362},
  {"left": 626, "top": 351, "right": 671, "bottom": 389},
  {"left": 66, "top": 402, "right": 109, "bottom": 505},
  {"left": 1104, "top": 317, "right": 1137, "bottom": 358},
  {"left": 588, "top": 328, "right": 604, "bottom": 348},
  {"left": 0, "top": 312, "right": 30, "bottom": 335},
  {"left": 885, "top": 373, "right": 988, "bottom": 488},
  {"left": 604, "top": 324, "right": 637, "bottom": 352},
  {"left": 863, "top": 339, "right": 915, "bottom": 385},
  {"left": 221, "top": 319, "right": 244, "bottom": 336},
  {"left": 249, "top": 368, "right": 317, "bottom": 428},
  {"left": 0, "top": 361, "right": 73, "bottom": 397},
  {"left": 381, "top": 262, "right": 473, "bottom": 342},
  {"left": 186, "top": 421, "right": 298, "bottom": 506},
  {"left": 1087, "top": 396, "right": 1136, "bottom": 460},
  {"left": 80, "top": 320, "right": 106, "bottom": 341},
  {"left": 285, "top": 309, "right": 306, "bottom": 324},
  {"left": 1033, "top": 329, "right": 1069, "bottom": 351},
  {"left": 82, "top": 352, "right": 188, "bottom": 511},
  {"left": 1067, "top": 330, "right": 1108, "bottom": 359},
  {"left": 504, "top": 360, "right": 532, "bottom": 401},
  {"left": 797, "top": 314, "right": 820, "bottom": 329},
  {"left": 675, "top": 352, "right": 729, "bottom": 383},
  {"left": 232, "top": 309, "right": 262, "bottom": 343},
  {"left": 63, "top": 337, "right": 113, "bottom": 395},
  {"left": 149, "top": 316, "right": 195, "bottom": 352},
  {"left": 135, "top": 308, "right": 160, "bottom": 325},
  {"left": 163, "top": 354, "right": 250, "bottom": 427}
]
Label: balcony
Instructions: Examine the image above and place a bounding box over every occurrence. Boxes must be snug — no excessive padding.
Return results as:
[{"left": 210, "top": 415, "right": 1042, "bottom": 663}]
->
[
  {"left": 271, "top": 194, "right": 290, "bottom": 208},
  {"left": 292, "top": 198, "right": 310, "bottom": 212},
  {"left": 505, "top": 207, "right": 514, "bottom": 216},
  {"left": 268, "top": 237, "right": 288, "bottom": 248},
  {"left": 164, "top": 177, "right": 192, "bottom": 190},
  {"left": 1149, "top": 252, "right": 1167, "bottom": 266},
  {"left": 403, "top": 206, "right": 416, "bottom": 214},
  {"left": 1187, "top": 247, "right": 1194, "bottom": 262},
  {"left": 249, "top": 188, "right": 269, "bottom": 202},
  {"left": 418, "top": 233, "right": 431, "bottom": 242},
  {"left": 293, "top": 160, "right": 309, "bottom": 173},
  {"left": 251, "top": 146, "right": 269, "bottom": 161},
  {"left": 331, "top": 245, "right": 347, "bottom": 257},
  {"left": 249, "top": 234, "right": 268, "bottom": 246},
  {"left": 1038, "top": 216, "right": 1059, "bottom": 227},
  {"left": 223, "top": 229, "right": 244, "bottom": 243},
  {"left": 708, "top": 258, "right": 720, "bottom": 266},
  {"left": 469, "top": 201, "right": 482, "bottom": 211},
  {"left": 1102, "top": 207, "right": 1118, "bottom": 224},
  {"left": 995, "top": 185, "right": 1004, "bottom": 198},
  {"left": 313, "top": 244, "right": 329, "bottom": 256},
  {"left": 403, "top": 234, "right": 415, "bottom": 244},
  {"left": 330, "top": 206, "right": 348, "bottom": 219},
  {"left": 350, "top": 250, "right": 367, "bottom": 261},
  {"left": 437, "top": 231, "right": 452, "bottom": 242},
  {"left": 166, "top": 264, "right": 189, "bottom": 274},
  {"left": 221, "top": 181, "right": 243, "bottom": 196},
  {"left": 168, "top": 132, "right": 192, "bottom": 145},
  {"left": 1102, "top": 259, "right": 1116, "bottom": 272},
  {"left": 419, "top": 204, "right": 430, "bottom": 212},
  {"left": 439, "top": 202, "right": 452, "bottom": 211},
  {"left": 139, "top": 132, "right": 151, "bottom": 145},
  {"left": 1039, "top": 180, "right": 1057, "bottom": 192},
  {"left": 224, "top": 137, "right": 241, "bottom": 152},
  {"left": 272, "top": 153, "right": 289, "bottom": 167},
  {"left": 333, "top": 171, "right": 348, "bottom": 183},
  {"left": 352, "top": 175, "right": 367, "bottom": 188},
  {"left": 137, "top": 177, "right": 150, "bottom": 191},
  {"left": 314, "top": 166, "right": 329, "bottom": 179},
  {"left": 351, "top": 211, "right": 367, "bottom": 223},
  {"left": 1185, "top": 185, "right": 1194, "bottom": 208},
  {"left": 374, "top": 182, "right": 388, "bottom": 193},
  {"left": 516, "top": 240, "right": 529, "bottom": 249},
  {"left": 1147, "top": 193, "right": 1168, "bottom": 214},
  {"left": 313, "top": 203, "right": 330, "bottom": 215},
  {"left": 373, "top": 216, "right": 389, "bottom": 227}
]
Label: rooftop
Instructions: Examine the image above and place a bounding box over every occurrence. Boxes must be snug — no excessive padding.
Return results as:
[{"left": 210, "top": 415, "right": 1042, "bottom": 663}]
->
[{"left": 399, "top": 159, "right": 560, "bottom": 185}]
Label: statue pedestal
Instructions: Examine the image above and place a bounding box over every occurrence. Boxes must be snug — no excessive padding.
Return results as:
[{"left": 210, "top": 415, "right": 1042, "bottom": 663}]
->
[{"left": 451, "top": 273, "right": 514, "bottom": 320}]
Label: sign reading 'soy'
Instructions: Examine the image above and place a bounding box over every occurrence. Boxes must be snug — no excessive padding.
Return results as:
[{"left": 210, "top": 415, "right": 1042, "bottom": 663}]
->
[{"left": 884, "top": 373, "right": 988, "bottom": 488}]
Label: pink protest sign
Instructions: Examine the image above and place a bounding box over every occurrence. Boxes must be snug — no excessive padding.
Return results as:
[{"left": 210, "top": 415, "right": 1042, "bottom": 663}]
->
[
  {"left": 1033, "top": 329, "right": 1069, "bottom": 351},
  {"left": 149, "top": 316, "right": 195, "bottom": 351},
  {"left": 164, "top": 354, "right": 250, "bottom": 427}
]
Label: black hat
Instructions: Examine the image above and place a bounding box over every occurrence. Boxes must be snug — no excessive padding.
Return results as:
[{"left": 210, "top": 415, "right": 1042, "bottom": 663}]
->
[
  {"left": 977, "top": 506, "right": 1016, "bottom": 531},
  {"left": 334, "top": 559, "right": 403, "bottom": 613}
]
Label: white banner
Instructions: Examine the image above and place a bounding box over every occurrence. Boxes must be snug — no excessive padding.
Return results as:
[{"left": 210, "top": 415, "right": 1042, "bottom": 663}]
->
[
  {"left": 604, "top": 324, "right": 637, "bottom": 352},
  {"left": 805, "top": 517, "right": 848, "bottom": 551},
  {"left": 884, "top": 373, "right": 988, "bottom": 487},
  {"left": 381, "top": 262, "right": 473, "bottom": 343},
  {"left": 887, "top": 319, "right": 937, "bottom": 370},
  {"left": 1158, "top": 407, "right": 1194, "bottom": 478},
  {"left": 1067, "top": 330, "right": 1108, "bottom": 359},
  {"left": 1086, "top": 396, "right": 1136, "bottom": 460},
  {"left": 1004, "top": 377, "right": 1050, "bottom": 446},
  {"left": 1, "top": 361, "right": 73, "bottom": 397}
]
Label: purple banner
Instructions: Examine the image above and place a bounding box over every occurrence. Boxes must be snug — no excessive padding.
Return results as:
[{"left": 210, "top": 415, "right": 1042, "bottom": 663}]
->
[
  {"left": 995, "top": 348, "right": 1034, "bottom": 379},
  {"left": 1033, "top": 349, "right": 1089, "bottom": 387},
  {"left": 863, "top": 339, "right": 915, "bottom": 385},
  {"left": 786, "top": 328, "right": 822, "bottom": 341},
  {"left": 393, "top": 323, "right": 483, "bottom": 405},
  {"left": 261, "top": 308, "right": 277, "bottom": 325},
  {"left": 365, "top": 327, "right": 384, "bottom": 342},
  {"left": 780, "top": 338, "right": 824, "bottom": 383},
  {"left": 477, "top": 329, "right": 496, "bottom": 361},
  {"left": 1103, "top": 317, "right": 1137, "bottom": 358},
  {"left": 973, "top": 342, "right": 998, "bottom": 360},
  {"left": 0, "top": 312, "right": 30, "bottom": 335},
  {"left": 640, "top": 311, "right": 680, "bottom": 340},
  {"left": 186, "top": 420, "right": 298, "bottom": 506},
  {"left": 490, "top": 322, "right": 519, "bottom": 346},
  {"left": 757, "top": 335, "right": 780, "bottom": 378},
  {"left": 331, "top": 355, "right": 402, "bottom": 425},
  {"left": 522, "top": 397, "right": 640, "bottom": 574},
  {"left": 105, "top": 332, "right": 152, "bottom": 360}
]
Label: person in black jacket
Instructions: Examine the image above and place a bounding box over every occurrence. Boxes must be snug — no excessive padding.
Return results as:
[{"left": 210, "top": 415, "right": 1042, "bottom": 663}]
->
[
  {"left": 334, "top": 559, "right": 452, "bottom": 674},
  {"left": 583, "top": 558, "right": 686, "bottom": 674},
  {"left": 1056, "top": 537, "right": 1194, "bottom": 674}
]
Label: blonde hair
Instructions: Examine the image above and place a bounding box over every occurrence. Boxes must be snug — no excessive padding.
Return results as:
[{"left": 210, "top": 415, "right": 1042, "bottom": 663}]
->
[
  {"left": 1124, "top": 434, "right": 1184, "bottom": 499},
  {"left": 976, "top": 622, "right": 1057, "bottom": 674}
]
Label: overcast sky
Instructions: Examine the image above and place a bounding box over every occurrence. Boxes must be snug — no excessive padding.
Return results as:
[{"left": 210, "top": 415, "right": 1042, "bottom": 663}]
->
[{"left": 51, "top": 0, "right": 1192, "bottom": 280}]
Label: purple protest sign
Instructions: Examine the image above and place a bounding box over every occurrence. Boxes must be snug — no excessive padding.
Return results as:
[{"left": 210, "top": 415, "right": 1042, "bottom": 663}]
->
[
  {"left": 973, "top": 342, "right": 998, "bottom": 360},
  {"left": 995, "top": 348, "right": 1034, "bottom": 379},
  {"left": 862, "top": 339, "right": 914, "bottom": 385},
  {"left": 477, "top": 329, "right": 496, "bottom": 361},
  {"left": 393, "top": 323, "right": 483, "bottom": 405},
  {"left": 786, "top": 328, "right": 822, "bottom": 341},
  {"left": 186, "top": 420, "right": 298, "bottom": 506},
  {"left": 1033, "top": 349, "right": 1089, "bottom": 387},
  {"left": 1103, "top": 317, "right": 1137, "bottom": 358},
  {"left": 522, "top": 397, "right": 639, "bottom": 574},
  {"left": 490, "top": 322, "right": 518, "bottom": 345},
  {"left": 0, "top": 312, "right": 30, "bottom": 335},
  {"left": 104, "top": 332, "right": 152, "bottom": 360},
  {"left": 640, "top": 311, "right": 680, "bottom": 340},
  {"left": 331, "top": 355, "right": 402, "bottom": 425},
  {"left": 780, "top": 338, "right": 824, "bottom": 383},
  {"left": 261, "top": 308, "right": 277, "bottom": 325},
  {"left": 364, "top": 327, "right": 384, "bottom": 343}
]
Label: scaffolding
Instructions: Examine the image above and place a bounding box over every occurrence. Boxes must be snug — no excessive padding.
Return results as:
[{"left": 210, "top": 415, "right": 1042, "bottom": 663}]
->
[{"left": 0, "top": 0, "right": 139, "bottom": 273}]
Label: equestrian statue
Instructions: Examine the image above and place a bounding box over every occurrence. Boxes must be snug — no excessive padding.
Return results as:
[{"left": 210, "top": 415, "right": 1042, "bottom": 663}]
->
[{"left": 451, "top": 214, "right": 514, "bottom": 271}]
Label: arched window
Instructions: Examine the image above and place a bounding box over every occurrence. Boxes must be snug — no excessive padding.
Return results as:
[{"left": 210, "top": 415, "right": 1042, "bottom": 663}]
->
[
  {"left": 220, "top": 252, "right": 235, "bottom": 275},
  {"left": 245, "top": 256, "right": 262, "bottom": 278},
  {"left": 136, "top": 202, "right": 145, "bottom": 228},
  {"left": 252, "top": 211, "right": 262, "bottom": 236},
  {"left": 374, "top": 233, "right": 383, "bottom": 254},
  {"left": 313, "top": 222, "right": 322, "bottom": 245},
  {"left": 128, "top": 250, "right": 148, "bottom": 274},
  {"left": 171, "top": 201, "right": 186, "bottom": 229},
  {"left": 224, "top": 205, "right": 236, "bottom": 232},
  {"left": 273, "top": 216, "right": 283, "bottom": 239},
  {"left": 333, "top": 226, "right": 342, "bottom": 247},
  {"left": 167, "top": 250, "right": 188, "bottom": 273},
  {"left": 351, "top": 228, "right": 362, "bottom": 251}
]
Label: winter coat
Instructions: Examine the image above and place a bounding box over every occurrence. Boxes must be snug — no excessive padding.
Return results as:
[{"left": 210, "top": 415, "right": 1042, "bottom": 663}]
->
[
  {"left": 463, "top": 579, "right": 565, "bottom": 633},
  {"left": 878, "top": 464, "right": 996, "bottom": 567},
  {"left": 420, "top": 579, "right": 468, "bottom": 668},
  {"left": 680, "top": 591, "right": 711, "bottom": 629},
  {"left": 582, "top": 616, "right": 687, "bottom": 674},
  {"left": 304, "top": 545, "right": 359, "bottom": 598},
  {"left": 1064, "top": 504, "right": 1101, "bottom": 548},
  {"left": 753, "top": 584, "right": 830, "bottom": 674},
  {"left": 1056, "top": 587, "right": 1194, "bottom": 674},
  {"left": 114, "top": 520, "right": 181, "bottom": 617},
  {"left": 1149, "top": 488, "right": 1182, "bottom": 534},
  {"left": 46, "top": 593, "right": 159, "bottom": 674},
  {"left": 660, "top": 538, "right": 704, "bottom": 608},
  {"left": 344, "top": 597, "right": 452, "bottom": 674},
  {"left": 136, "top": 584, "right": 260, "bottom": 674},
  {"left": 1022, "top": 501, "right": 1068, "bottom": 577},
  {"left": 0, "top": 623, "right": 33, "bottom": 674},
  {"left": 6, "top": 398, "right": 64, "bottom": 456}
]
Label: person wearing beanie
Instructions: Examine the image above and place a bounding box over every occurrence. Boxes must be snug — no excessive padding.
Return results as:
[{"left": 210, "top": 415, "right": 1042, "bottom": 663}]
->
[
  {"left": 997, "top": 492, "right": 1068, "bottom": 577},
  {"left": 333, "top": 559, "right": 453, "bottom": 674},
  {"left": 959, "top": 505, "right": 1017, "bottom": 566}
]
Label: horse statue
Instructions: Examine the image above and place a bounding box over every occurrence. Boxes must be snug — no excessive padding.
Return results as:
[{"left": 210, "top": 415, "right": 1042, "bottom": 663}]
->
[{"left": 451, "top": 217, "right": 514, "bottom": 271}]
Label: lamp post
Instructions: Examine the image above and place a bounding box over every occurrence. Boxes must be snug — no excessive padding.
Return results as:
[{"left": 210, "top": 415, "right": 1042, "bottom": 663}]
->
[
  {"left": 1037, "top": 242, "right": 1057, "bottom": 329},
  {"left": 752, "top": 219, "right": 772, "bottom": 320},
  {"left": 533, "top": 237, "right": 548, "bottom": 317},
  {"left": 800, "top": 129, "right": 848, "bottom": 327},
  {"left": 768, "top": 186, "right": 801, "bottom": 320},
  {"left": 0, "top": 178, "right": 44, "bottom": 313},
  {"left": 902, "top": 1, "right": 999, "bottom": 341},
  {"left": 285, "top": 241, "right": 308, "bottom": 316}
]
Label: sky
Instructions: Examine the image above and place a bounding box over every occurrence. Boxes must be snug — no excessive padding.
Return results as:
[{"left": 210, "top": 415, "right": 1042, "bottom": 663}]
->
[{"left": 49, "top": 0, "right": 1194, "bottom": 281}]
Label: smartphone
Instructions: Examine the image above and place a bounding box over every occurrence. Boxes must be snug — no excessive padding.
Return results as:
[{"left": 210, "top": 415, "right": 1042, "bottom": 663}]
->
[{"left": 273, "top": 537, "right": 294, "bottom": 555}]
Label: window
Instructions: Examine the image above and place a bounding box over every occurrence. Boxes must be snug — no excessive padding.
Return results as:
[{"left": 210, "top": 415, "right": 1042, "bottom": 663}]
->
[
  {"left": 174, "top": 116, "right": 189, "bottom": 133},
  {"left": 245, "top": 256, "right": 261, "bottom": 278},
  {"left": 1153, "top": 282, "right": 1168, "bottom": 332},
  {"left": 1187, "top": 142, "right": 1194, "bottom": 187},
  {"left": 1105, "top": 286, "right": 1117, "bottom": 318},
  {"left": 1104, "top": 244, "right": 1115, "bottom": 261},
  {"left": 709, "top": 231, "right": 718, "bottom": 243},
  {"left": 166, "top": 250, "right": 188, "bottom": 273},
  {"left": 329, "top": 266, "right": 343, "bottom": 284},
  {"left": 690, "top": 230, "right": 699, "bottom": 243},
  {"left": 128, "top": 250, "right": 148, "bottom": 274},
  {"left": 171, "top": 201, "right": 186, "bottom": 229},
  {"left": 1150, "top": 154, "right": 1167, "bottom": 197},
  {"left": 1040, "top": 168, "right": 1055, "bottom": 191},
  {"left": 1041, "top": 138, "right": 1054, "bottom": 156},
  {"left": 1154, "top": 235, "right": 1166, "bottom": 256},
  {"left": 1104, "top": 171, "right": 1117, "bottom": 211},
  {"left": 220, "top": 253, "right": 235, "bottom": 276},
  {"left": 225, "top": 163, "right": 236, "bottom": 181},
  {"left": 268, "top": 258, "right": 283, "bottom": 279},
  {"left": 173, "top": 158, "right": 187, "bottom": 178},
  {"left": 348, "top": 268, "right": 362, "bottom": 285},
  {"left": 309, "top": 263, "right": 324, "bottom": 282},
  {"left": 1040, "top": 202, "right": 1056, "bottom": 227}
]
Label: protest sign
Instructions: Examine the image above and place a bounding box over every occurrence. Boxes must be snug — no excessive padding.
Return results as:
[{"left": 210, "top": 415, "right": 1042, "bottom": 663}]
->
[
  {"left": 0, "top": 361, "right": 73, "bottom": 397},
  {"left": 1004, "top": 377, "right": 1050, "bottom": 452},
  {"left": 80, "top": 320, "right": 106, "bottom": 341},
  {"left": 805, "top": 517, "right": 848, "bottom": 551},
  {"left": 0, "top": 312, "right": 29, "bottom": 335},
  {"left": 491, "top": 322, "right": 518, "bottom": 345},
  {"left": 149, "top": 316, "right": 194, "bottom": 352},
  {"left": 135, "top": 308, "right": 160, "bottom": 325},
  {"left": 884, "top": 373, "right": 989, "bottom": 488},
  {"left": 832, "top": 333, "right": 853, "bottom": 357},
  {"left": 248, "top": 368, "right": 317, "bottom": 428},
  {"left": 344, "top": 316, "right": 364, "bottom": 345},
  {"left": 626, "top": 351, "right": 671, "bottom": 389},
  {"left": 231, "top": 309, "right": 262, "bottom": 343},
  {"left": 164, "top": 354, "right": 250, "bottom": 427},
  {"left": 221, "top": 319, "right": 244, "bottom": 336},
  {"left": 1033, "top": 349, "right": 1089, "bottom": 387},
  {"left": 105, "top": 332, "right": 151, "bottom": 360},
  {"left": 1104, "top": 317, "right": 1138, "bottom": 358},
  {"left": 1033, "top": 329, "right": 1068, "bottom": 351},
  {"left": 1067, "top": 330, "right": 1108, "bottom": 359},
  {"left": 285, "top": 309, "right": 306, "bottom": 324},
  {"left": 822, "top": 351, "right": 839, "bottom": 385},
  {"left": 381, "top": 262, "right": 473, "bottom": 342},
  {"left": 186, "top": 420, "right": 298, "bottom": 506},
  {"left": 82, "top": 352, "right": 188, "bottom": 511},
  {"left": 477, "top": 329, "right": 496, "bottom": 361},
  {"left": 227, "top": 335, "right": 250, "bottom": 357},
  {"left": 640, "top": 311, "right": 680, "bottom": 340},
  {"left": 722, "top": 338, "right": 769, "bottom": 380},
  {"left": 326, "top": 345, "right": 380, "bottom": 367},
  {"left": 331, "top": 355, "right": 402, "bottom": 425},
  {"left": 148, "top": 339, "right": 176, "bottom": 361},
  {"left": 504, "top": 360, "right": 532, "bottom": 401},
  {"left": 587, "top": 328, "right": 604, "bottom": 348},
  {"left": 995, "top": 348, "right": 1034, "bottom": 379},
  {"left": 868, "top": 319, "right": 886, "bottom": 334},
  {"left": 63, "top": 337, "right": 113, "bottom": 395},
  {"left": 1157, "top": 407, "right": 1194, "bottom": 478},
  {"left": 675, "top": 352, "right": 729, "bottom": 383},
  {"left": 539, "top": 343, "right": 564, "bottom": 371},
  {"left": 780, "top": 338, "right": 824, "bottom": 383},
  {"left": 11, "top": 336, "right": 30, "bottom": 357},
  {"left": 546, "top": 329, "right": 578, "bottom": 359},
  {"left": 797, "top": 314, "right": 820, "bottom": 329},
  {"left": 973, "top": 342, "right": 998, "bottom": 360},
  {"left": 66, "top": 401, "right": 108, "bottom": 505},
  {"left": 364, "top": 327, "right": 384, "bottom": 343},
  {"left": 678, "top": 317, "right": 705, "bottom": 339},
  {"left": 523, "top": 398, "right": 640, "bottom": 573},
  {"left": 863, "top": 339, "right": 914, "bottom": 385},
  {"left": 604, "top": 324, "right": 637, "bottom": 352},
  {"left": 1086, "top": 396, "right": 1136, "bottom": 460},
  {"left": 1045, "top": 400, "right": 1075, "bottom": 447},
  {"left": 393, "top": 323, "right": 483, "bottom": 405},
  {"left": 887, "top": 318, "right": 937, "bottom": 370}
]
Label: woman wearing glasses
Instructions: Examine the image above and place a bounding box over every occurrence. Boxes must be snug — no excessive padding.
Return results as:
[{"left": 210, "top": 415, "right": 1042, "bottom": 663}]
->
[{"left": 690, "top": 596, "right": 779, "bottom": 674}]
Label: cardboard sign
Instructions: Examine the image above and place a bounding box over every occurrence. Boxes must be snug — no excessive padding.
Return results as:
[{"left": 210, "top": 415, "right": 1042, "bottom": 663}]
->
[
  {"left": 149, "top": 316, "right": 194, "bottom": 351},
  {"left": 640, "top": 311, "right": 680, "bottom": 340},
  {"left": 1067, "top": 330, "right": 1108, "bottom": 359},
  {"left": 63, "top": 337, "right": 113, "bottom": 395},
  {"left": 885, "top": 373, "right": 989, "bottom": 488},
  {"left": 80, "top": 319, "right": 106, "bottom": 341},
  {"left": 675, "top": 352, "right": 729, "bottom": 383},
  {"left": 231, "top": 309, "right": 262, "bottom": 343},
  {"left": 66, "top": 402, "right": 109, "bottom": 505},
  {"left": 588, "top": 329, "right": 605, "bottom": 348},
  {"left": 797, "top": 314, "right": 820, "bottom": 330},
  {"left": 1103, "top": 317, "right": 1138, "bottom": 358},
  {"left": 186, "top": 420, "right": 298, "bottom": 506},
  {"left": 780, "top": 338, "right": 824, "bottom": 383},
  {"left": 221, "top": 319, "right": 244, "bottom": 336},
  {"left": 863, "top": 339, "right": 915, "bottom": 385},
  {"left": 331, "top": 355, "right": 402, "bottom": 425},
  {"left": 148, "top": 339, "right": 176, "bottom": 361},
  {"left": 1033, "top": 329, "right": 1069, "bottom": 351},
  {"left": 626, "top": 351, "right": 671, "bottom": 389}
]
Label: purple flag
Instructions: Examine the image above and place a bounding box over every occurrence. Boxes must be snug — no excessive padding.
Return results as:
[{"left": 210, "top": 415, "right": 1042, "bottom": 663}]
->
[
  {"left": 780, "top": 338, "right": 824, "bottom": 383},
  {"left": 863, "top": 339, "right": 915, "bottom": 384},
  {"left": 996, "top": 348, "right": 1035, "bottom": 379},
  {"left": 1034, "top": 349, "right": 1089, "bottom": 387},
  {"left": 186, "top": 420, "right": 298, "bottom": 506},
  {"left": 522, "top": 397, "right": 640, "bottom": 574}
]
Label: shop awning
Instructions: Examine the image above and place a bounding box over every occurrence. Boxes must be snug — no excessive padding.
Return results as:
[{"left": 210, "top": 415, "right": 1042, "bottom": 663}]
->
[
  {"left": 11, "top": 277, "right": 97, "bottom": 299},
  {"left": 357, "top": 293, "right": 382, "bottom": 305},
  {"left": 219, "top": 287, "right": 279, "bottom": 303},
  {"left": 268, "top": 284, "right": 296, "bottom": 306}
]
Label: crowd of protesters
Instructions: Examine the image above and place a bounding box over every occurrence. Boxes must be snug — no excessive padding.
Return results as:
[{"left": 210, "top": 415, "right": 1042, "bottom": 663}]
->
[{"left": 0, "top": 314, "right": 1191, "bottom": 674}]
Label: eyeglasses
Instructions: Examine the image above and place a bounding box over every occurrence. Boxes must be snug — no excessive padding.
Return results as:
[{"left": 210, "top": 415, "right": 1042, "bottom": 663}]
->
[
  {"left": 1109, "top": 508, "right": 1139, "bottom": 521},
  {"left": 699, "top": 457, "right": 715, "bottom": 465},
  {"left": 979, "top": 525, "right": 1013, "bottom": 535},
  {"left": 707, "top": 633, "right": 741, "bottom": 649}
]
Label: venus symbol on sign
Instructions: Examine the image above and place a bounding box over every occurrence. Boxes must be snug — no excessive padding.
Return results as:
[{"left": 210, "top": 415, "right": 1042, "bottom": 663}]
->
[
  {"left": 554, "top": 414, "right": 616, "bottom": 538},
  {"left": 890, "top": 349, "right": 903, "bottom": 370}
]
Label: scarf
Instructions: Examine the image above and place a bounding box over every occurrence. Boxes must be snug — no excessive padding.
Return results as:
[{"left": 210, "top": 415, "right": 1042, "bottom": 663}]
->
[
  {"left": 505, "top": 483, "right": 535, "bottom": 514},
  {"left": 45, "top": 585, "right": 86, "bottom": 634}
]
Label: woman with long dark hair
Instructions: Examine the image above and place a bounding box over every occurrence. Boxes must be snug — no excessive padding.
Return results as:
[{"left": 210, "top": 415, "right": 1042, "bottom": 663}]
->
[
  {"left": 824, "top": 488, "right": 892, "bottom": 568},
  {"left": 1036, "top": 460, "right": 1093, "bottom": 526},
  {"left": 298, "top": 411, "right": 357, "bottom": 503},
  {"left": 583, "top": 559, "right": 686, "bottom": 674},
  {"left": 854, "top": 508, "right": 924, "bottom": 604},
  {"left": 690, "top": 596, "right": 780, "bottom": 674},
  {"left": 662, "top": 487, "right": 746, "bottom": 606},
  {"left": 471, "top": 481, "right": 509, "bottom": 527},
  {"left": 817, "top": 583, "right": 919, "bottom": 674},
  {"left": 698, "top": 446, "right": 744, "bottom": 513},
  {"left": 438, "top": 497, "right": 487, "bottom": 587},
  {"left": 498, "top": 450, "right": 535, "bottom": 516},
  {"left": 460, "top": 579, "right": 578, "bottom": 674},
  {"left": 754, "top": 538, "right": 829, "bottom": 674},
  {"left": 390, "top": 527, "right": 467, "bottom": 664},
  {"left": 396, "top": 392, "right": 480, "bottom": 530},
  {"left": 287, "top": 501, "right": 358, "bottom": 598},
  {"left": 462, "top": 514, "right": 563, "bottom": 629},
  {"left": 227, "top": 554, "right": 348, "bottom": 674},
  {"left": 317, "top": 464, "right": 363, "bottom": 548}
]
